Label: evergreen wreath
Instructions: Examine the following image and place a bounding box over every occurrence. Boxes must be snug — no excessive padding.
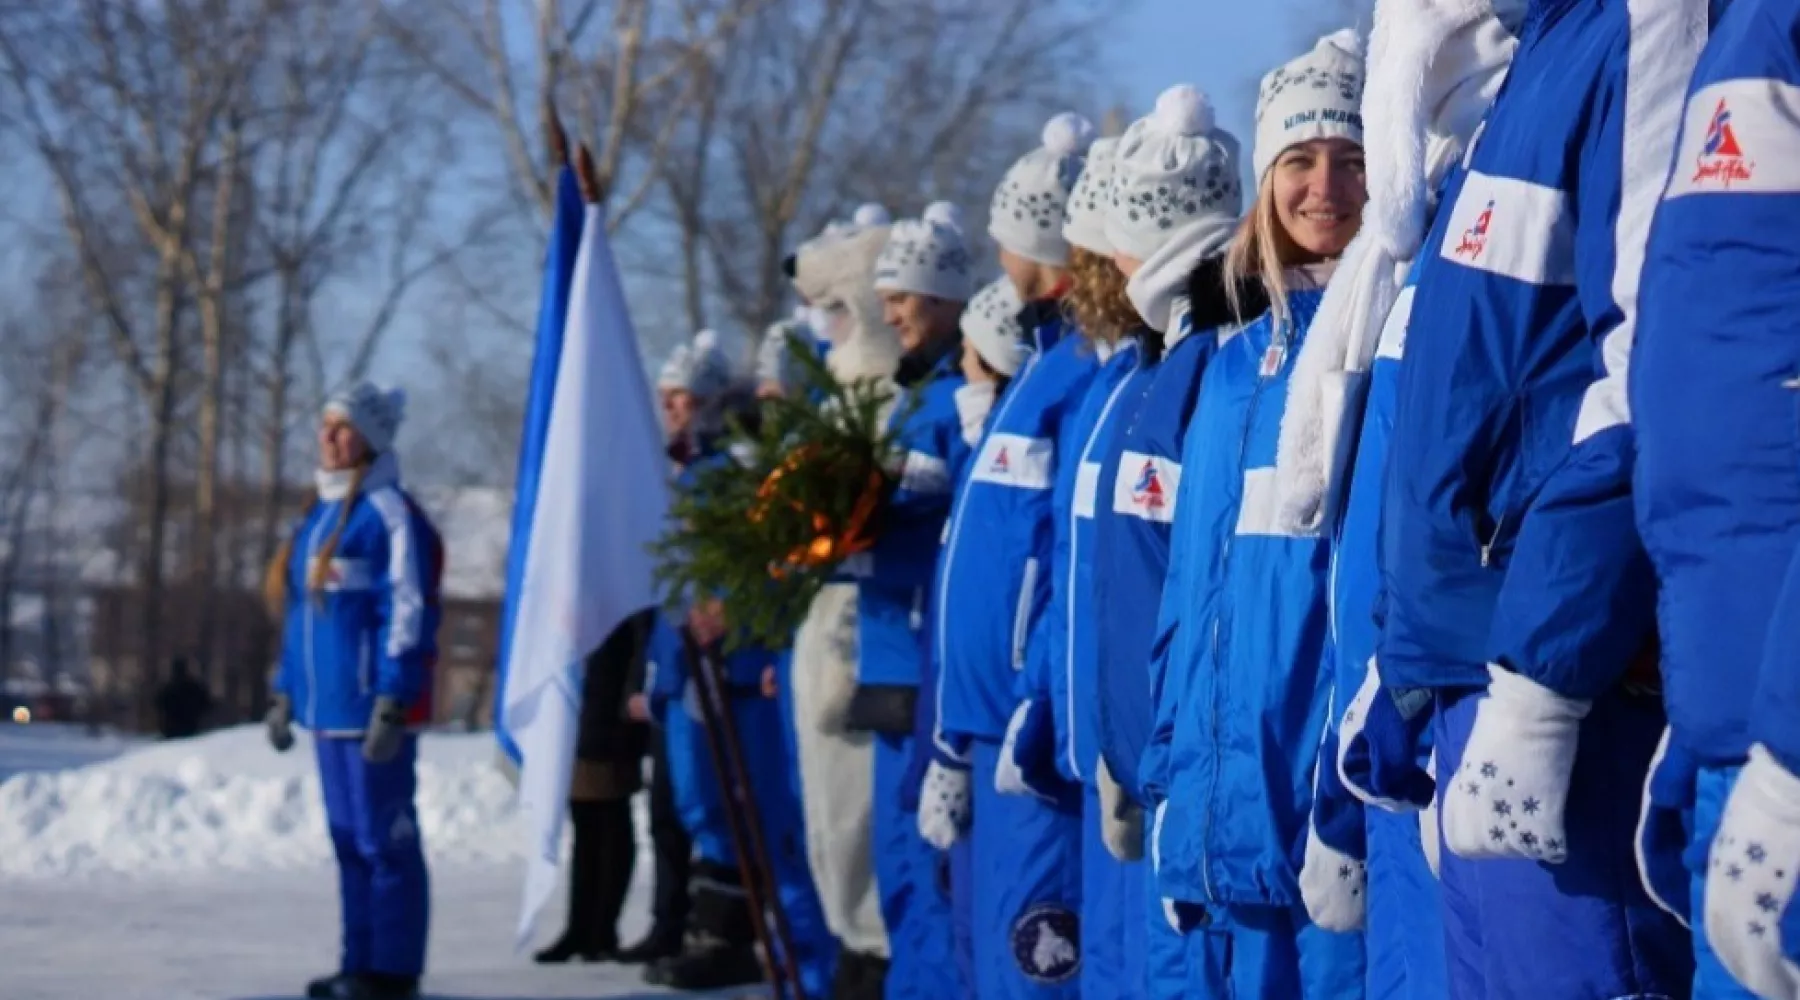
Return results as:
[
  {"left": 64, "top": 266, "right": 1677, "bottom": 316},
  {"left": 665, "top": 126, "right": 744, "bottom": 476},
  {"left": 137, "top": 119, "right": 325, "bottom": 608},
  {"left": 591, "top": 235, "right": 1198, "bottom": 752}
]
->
[{"left": 651, "top": 332, "right": 917, "bottom": 652}]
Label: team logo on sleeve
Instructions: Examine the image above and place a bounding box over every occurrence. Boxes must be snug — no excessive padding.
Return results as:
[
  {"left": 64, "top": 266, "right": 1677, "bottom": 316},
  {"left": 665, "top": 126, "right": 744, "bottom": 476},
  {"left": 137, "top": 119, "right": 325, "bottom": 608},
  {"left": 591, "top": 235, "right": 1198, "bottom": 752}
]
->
[
  {"left": 1113, "top": 452, "right": 1180, "bottom": 523},
  {"left": 1692, "top": 98, "right": 1754, "bottom": 188},
  {"left": 990, "top": 446, "right": 1011, "bottom": 474},
  {"left": 1010, "top": 904, "right": 1080, "bottom": 983},
  {"left": 1132, "top": 460, "right": 1168, "bottom": 513},
  {"left": 1453, "top": 200, "right": 1494, "bottom": 261}
]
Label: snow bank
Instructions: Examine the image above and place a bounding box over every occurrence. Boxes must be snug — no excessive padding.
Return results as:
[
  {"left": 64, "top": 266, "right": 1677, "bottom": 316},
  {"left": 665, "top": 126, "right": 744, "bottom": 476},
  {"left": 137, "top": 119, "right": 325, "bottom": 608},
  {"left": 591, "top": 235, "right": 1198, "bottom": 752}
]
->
[{"left": 0, "top": 725, "right": 525, "bottom": 881}]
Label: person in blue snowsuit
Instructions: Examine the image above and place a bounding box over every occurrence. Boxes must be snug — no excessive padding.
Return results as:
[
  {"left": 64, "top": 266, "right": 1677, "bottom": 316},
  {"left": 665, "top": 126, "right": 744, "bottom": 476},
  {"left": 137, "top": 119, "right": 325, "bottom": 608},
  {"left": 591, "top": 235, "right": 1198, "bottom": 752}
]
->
[
  {"left": 1142, "top": 30, "right": 1369, "bottom": 998},
  {"left": 644, "top": 331, "right": 837, "bottom": 997},
  {"left": 1633, "top": 3, "right": 1800, "bottom": 996},
  {"left": 1268, "top": 5, "right": 1520, "bottom": 998},
  {"left": 266, "top": 382, "right": 439, "bottom": 1000},
  {"left": 932, "top": 110, "right": 1100, "bottom": 1000},
  {"left": 1374, "top": 0, "right": 1705, "bottom": 995},
  {"left": 1058, "top": 82, "right": 1248, "bottom": 1000},
  {"left": 837, "top": 201, "right": 975, "bottom": 1000},
  {"left": 912, "top": 273, "right": 1030, "bottom": 996}
]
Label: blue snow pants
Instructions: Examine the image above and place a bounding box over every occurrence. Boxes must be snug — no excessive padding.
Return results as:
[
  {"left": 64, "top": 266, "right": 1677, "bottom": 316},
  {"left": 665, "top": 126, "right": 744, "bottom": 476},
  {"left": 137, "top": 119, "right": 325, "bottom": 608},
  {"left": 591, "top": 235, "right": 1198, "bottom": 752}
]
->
[
  {"left": 316, "top": 734, "right": 430, "bottom": 979},
  {"left": 952, "top": 833, "right": 976, "bottom": 992},
  {"left": 1434, "top": 687, "right": 1693, "bottom": 1000},
  {"left": 970, "top": 739, "right": 1084, "bottom": 998},
  {"left": 1366, "top": 806, "right": 1447, "bottom": 1000},
  {"left": 1082, "top": 782, "right": 1155, "bottom": 999},
  {"left": 667, "top": 693, "right": 838, "bottom": 997},
  {"left": 874, "top": 731, "right": 960, "bottom": 998}
]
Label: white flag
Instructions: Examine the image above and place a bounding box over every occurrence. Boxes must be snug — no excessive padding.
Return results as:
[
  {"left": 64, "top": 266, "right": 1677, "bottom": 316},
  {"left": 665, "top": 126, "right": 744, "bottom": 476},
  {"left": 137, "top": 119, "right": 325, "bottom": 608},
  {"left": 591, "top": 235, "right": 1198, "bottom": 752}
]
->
[{"left": 501, "top": 203, "right": 670, "bottom": 949}]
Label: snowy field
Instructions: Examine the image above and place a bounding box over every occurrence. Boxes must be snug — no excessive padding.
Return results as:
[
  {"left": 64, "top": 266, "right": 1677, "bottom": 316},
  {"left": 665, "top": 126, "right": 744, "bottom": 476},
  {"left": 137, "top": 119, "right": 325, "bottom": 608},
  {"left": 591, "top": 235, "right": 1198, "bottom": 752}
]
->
[{"left": 0, "top": 723, "right": 749, "bottom": 1000}]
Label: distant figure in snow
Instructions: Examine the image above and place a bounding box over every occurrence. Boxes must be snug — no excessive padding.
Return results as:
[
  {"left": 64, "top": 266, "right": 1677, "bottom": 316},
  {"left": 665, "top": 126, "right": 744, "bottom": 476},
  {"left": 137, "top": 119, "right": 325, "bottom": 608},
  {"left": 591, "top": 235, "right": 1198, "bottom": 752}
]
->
[{"left": 155, "top": 657, "right": 213, "bottom": 740}]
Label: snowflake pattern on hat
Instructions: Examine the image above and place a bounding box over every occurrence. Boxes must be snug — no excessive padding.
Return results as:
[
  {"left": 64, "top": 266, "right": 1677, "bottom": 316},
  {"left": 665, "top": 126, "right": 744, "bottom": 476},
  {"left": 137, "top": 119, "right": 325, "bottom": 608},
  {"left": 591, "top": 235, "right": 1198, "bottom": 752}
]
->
[
  {"left": 874, "top": 216, "right": 973, "bottom": 301},
  {"left": 993, "top": 170, "right": 1081, "bottom": 235},
  {"left": 1258, "top": 62, "right": 1364, "bottom": 113},
  {"left": 1111, "top": 162, "right": 1239, "bottom": 234}
]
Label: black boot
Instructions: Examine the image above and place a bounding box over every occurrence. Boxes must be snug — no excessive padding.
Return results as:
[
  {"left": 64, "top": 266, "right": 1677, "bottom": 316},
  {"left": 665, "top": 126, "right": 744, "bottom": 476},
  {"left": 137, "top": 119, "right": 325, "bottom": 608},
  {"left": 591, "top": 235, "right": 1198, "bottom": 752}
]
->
[
  {"left": 649, "top": 936, "right": 764, "bottom": 991},
  {"left": 334, "top": 973, "right": 421, "bottom": 1000},
  {"left": 830, "top": 949, "right": 890, "bottom": 1000},
  {"left": 616, "top": 924, "right": 685, "bottom": 965},
  {"left": 305, "top": 973, "right": 349, "bottom": 999},
  {"left": 534, "top": 800, "right": 616, "bottom": 964}
]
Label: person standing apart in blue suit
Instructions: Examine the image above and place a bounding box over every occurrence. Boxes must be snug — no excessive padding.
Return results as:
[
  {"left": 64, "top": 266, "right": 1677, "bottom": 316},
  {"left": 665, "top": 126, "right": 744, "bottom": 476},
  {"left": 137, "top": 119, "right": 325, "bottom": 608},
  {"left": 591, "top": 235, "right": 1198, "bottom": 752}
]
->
[
  {"left": 1270, "top": 4, "right": 1521, "bottom": 998},
  {"left": 841, "top": 200, "right": 975, "bottom": 1000},
  {"left": 1084, "top": 82, "right": 1252, "bottom": 1000},
  {"left": 1375, "top": 0, "right": 1704, "bottom": 995},
  {"left": 1633, "top": 2, "right": 1800, "bottom": 997},
  {"left": 933, "top": 111, "right": 1100, "bottom": 999},
  {"left": 1143, "top": 30, "right": 1369, "bottom": 998},
  {"left": 266, "top": 382, "right": 440, "bottom": 1000}
]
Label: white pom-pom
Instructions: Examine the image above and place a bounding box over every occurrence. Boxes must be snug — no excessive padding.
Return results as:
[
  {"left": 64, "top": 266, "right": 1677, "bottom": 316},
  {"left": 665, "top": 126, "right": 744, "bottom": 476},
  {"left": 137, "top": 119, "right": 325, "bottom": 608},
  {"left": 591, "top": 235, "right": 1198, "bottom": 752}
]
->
[
  {"left": 1321, "top": 27, "right": 1364, "bottom": 59},
  {"left": 922, "top": 201, "right": 964, "bottom": 233},
  {"left": 852, "top": 203, "right": 891, "bottom": 226},
  {"left": 1042, "top": 112, "right": 1095, "bottom": 157},
  {"left": 792, "top": 305, "right": 810, "bottom": 323},
  {"left": 1152, "top": 84, "right": 1215, "bottom": 137},
  {"left": 694, "top": 328, "right": 720, "bottom": 354}
]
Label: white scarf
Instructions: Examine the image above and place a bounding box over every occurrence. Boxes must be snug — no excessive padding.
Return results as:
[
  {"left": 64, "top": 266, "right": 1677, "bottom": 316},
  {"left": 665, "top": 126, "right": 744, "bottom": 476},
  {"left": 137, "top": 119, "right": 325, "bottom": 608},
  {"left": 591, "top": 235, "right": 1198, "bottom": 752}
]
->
[
  {"left": 1126, "top": 214, "right": 1239, "bottom": 334},
  {"left": 316, "top": 450, "right": 400, "bottom": 501},
  {"left": 1271, "top": 0, "right": 1518, "bottom": 534}
]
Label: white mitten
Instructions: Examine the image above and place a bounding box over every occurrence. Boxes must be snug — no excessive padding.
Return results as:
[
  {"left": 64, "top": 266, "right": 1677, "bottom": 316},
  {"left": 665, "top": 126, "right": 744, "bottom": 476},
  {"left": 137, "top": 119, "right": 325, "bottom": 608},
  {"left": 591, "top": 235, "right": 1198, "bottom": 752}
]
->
[
  {"left": 1299, "top": 815, "right": 1367, "bottom": 931},
  {"left": 1442, "top": 665, "right": 1590, "bottom": 863},
  {"left": 1097, "top": 756, "right": 1145, "bottom": 862},
  {"left": 1702, "top": 745, "right": 1800, "bottom": 1000},
  {"left": 918, "top": 761, "right": 973, "bottom": 851}
]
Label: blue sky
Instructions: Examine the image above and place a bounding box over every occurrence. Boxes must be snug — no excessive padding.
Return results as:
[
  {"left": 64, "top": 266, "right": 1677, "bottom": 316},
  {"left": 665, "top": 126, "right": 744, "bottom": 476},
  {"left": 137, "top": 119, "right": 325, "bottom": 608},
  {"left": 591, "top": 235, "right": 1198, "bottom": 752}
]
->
[{"left": 1103, "top": 0, "right": 1368, "bottom": 155}]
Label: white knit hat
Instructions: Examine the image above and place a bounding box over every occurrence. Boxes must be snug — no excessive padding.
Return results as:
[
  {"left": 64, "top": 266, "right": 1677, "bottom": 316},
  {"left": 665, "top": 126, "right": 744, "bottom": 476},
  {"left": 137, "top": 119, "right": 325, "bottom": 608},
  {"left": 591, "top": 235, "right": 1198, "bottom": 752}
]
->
[
  {"left": 657, "top": 329, "right": 733, "bottom": 398},
  {"left": 988, "top": 112, "right": 1097, "bottom": 267},
  {"left": 1062, "top": 137, "right": 1120, "bottom": 256},
  {"left": 1253, "top": 29, "right": 1368, "bottom": 183},
  {"left": 1106, "top": 85, "right": 1244, "bottom": 263},
  {"left": 874, "top": 202, "right": 975, "bottom": 302},
  {"left": 959, "top": 277, "right": 1026, "bottom": 377},
  {"left": 755, "top": 307, "right": 814, "bottom": 389},
  {"left": 324, "top": 382, "right": 407, "bottom": 454}
]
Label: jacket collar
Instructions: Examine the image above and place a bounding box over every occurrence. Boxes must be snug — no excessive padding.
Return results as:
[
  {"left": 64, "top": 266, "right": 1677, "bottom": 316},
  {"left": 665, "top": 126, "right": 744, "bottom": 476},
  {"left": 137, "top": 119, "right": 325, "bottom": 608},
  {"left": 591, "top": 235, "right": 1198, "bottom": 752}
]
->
[{"left": 315, "top": 450, "right": 399, "bottom": 502}]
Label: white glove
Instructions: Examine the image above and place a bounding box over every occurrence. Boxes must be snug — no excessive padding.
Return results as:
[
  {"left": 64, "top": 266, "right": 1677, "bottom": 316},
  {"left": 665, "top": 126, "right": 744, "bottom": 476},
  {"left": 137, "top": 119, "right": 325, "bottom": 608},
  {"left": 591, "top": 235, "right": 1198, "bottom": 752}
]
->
[
  {"left": 1298, "top": 814, "right": 1367, "bottom": 932},
  {"left": 1442, "top": 665, "right": 1590, "bottom": 863},
  {"left": 1096, "top": 756, "right": 1144, "bottom": 862},
  {"left": 917, "top": 761, "right": 972, "bottom": 851},
  {"left": 1703, "top": 744, "right": 1800, "bottom": 1000}
]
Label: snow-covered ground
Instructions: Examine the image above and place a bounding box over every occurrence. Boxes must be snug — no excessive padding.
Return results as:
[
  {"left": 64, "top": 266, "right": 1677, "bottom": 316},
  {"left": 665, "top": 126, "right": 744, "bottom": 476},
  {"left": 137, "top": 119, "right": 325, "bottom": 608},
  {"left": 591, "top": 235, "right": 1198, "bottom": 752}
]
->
[{"left": 0, "top": 723, "right": 743, "bottom": 1000}]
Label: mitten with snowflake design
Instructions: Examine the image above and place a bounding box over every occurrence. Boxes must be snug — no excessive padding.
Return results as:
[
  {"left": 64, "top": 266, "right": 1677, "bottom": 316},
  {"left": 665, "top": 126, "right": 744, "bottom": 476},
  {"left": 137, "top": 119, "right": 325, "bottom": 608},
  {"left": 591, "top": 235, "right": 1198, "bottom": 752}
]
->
[
  {"left": 1442, "top": 665, "right": 1590, "bottom": 863},
  {"left": 1703, "top": 745, "right": 1800, "bottom": 1000}
]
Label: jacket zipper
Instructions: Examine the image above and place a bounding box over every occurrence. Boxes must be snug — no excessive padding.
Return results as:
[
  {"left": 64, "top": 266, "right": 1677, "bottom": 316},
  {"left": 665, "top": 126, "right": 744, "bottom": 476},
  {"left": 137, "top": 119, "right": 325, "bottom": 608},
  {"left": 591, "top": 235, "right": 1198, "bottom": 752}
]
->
[
  {"left": 1201, "top": 316, "right": 1288, "bottom": 904},
  {"left": 1479, "top": 512, "right": 1506, "bottom": 567},
  {"left": 359, "top": 633, "right": 372, "bottom": 696},
  {"left": 1065, "top": 353, "right": 1138, "bottom": 780}
]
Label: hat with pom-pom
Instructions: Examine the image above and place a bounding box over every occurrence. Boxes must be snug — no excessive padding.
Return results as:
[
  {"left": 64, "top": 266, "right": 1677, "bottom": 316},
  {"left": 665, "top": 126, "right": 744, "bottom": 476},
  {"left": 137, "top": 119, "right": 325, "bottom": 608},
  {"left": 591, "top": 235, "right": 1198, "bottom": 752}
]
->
[
  {"left": 754, "top": 307, "right": 817, "bottom": 391},
  {"left": 988, "top": 112, "right": 1097, "bottom": 267},
  {"left": 324, "top": 381, "right": 408, "bottom": 454},
  {"left": 852, "top": 203, "right": 892, "bottom": 227},
  {"left": 1062, "top": 136, "right": 1120, "bottom": 256},
  {"left": 1106, "top": 85, "right": 1244, "bottom": 263},
  {"left": 874, "top": 201, "right": 974, "bottom": 302},
  {"left": 1253, "top": 28, "right": 1368, "bottom": 183},
  {"left": 959, "top": 276, "right": 1026, "bottom": 377},
  {"left": 657, "top": 328, "right": 734, "bottom": 399}
]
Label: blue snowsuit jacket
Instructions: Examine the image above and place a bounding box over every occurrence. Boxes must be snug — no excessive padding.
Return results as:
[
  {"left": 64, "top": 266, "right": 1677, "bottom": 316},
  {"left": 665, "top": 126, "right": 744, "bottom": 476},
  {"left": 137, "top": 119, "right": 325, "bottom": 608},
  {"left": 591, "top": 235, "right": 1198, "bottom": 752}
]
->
[
  {"left": 845, "top": 343, "right": 969, "bottom": 733},
  {"left": 935, "top": 301, "right": 1099, "bottom": 745},
  {"left": 278, "top": 454, "right": 443, "bottom": 734},
  {"left": 1043, "top": 338, "right": 1143, "bottom": 784},
  {"left": 1633, "top": 0, "right": 1800, "bottom": 769},
  {"left": 1147, "top": 287, "right": 1336, "bottom": 908},
  {"left": 1095, "top": 261, "right": 1271, "bottom": 808},
  {"left": 1379, "top": 0, "right": 1702, "bottom": 701}
]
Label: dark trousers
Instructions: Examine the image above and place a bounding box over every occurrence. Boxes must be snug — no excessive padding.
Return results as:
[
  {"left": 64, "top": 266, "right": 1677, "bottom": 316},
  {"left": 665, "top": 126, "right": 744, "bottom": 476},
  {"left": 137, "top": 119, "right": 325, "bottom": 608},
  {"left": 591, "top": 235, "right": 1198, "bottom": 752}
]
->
[
  {"left": 557, "top": 798, "right": 636, "bottom": 950},
  {"left": 648, "top": 726, "right": 692, "bottom": 936}
]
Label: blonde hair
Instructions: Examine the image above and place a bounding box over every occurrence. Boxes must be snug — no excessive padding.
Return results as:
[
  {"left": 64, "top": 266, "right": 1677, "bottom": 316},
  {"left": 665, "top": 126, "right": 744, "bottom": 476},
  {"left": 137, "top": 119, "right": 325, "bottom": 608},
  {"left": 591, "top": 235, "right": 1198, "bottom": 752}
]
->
[
  {"left": 1064, "top": 247, "right": 1139, "bottom": 345},
  {"left": 262, "top": 462, "right": 371, "bottom": 616},
  {"left": 1222, "top": 180, "right": 1295, "bottom": 327}
]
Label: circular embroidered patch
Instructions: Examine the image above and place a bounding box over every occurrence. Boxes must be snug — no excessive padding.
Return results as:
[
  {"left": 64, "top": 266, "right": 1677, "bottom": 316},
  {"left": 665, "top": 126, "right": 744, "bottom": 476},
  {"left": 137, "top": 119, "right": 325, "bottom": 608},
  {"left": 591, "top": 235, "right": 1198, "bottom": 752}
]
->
[{"left": 1010, "top": 903, "right": 1080, "bottom": 984}]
